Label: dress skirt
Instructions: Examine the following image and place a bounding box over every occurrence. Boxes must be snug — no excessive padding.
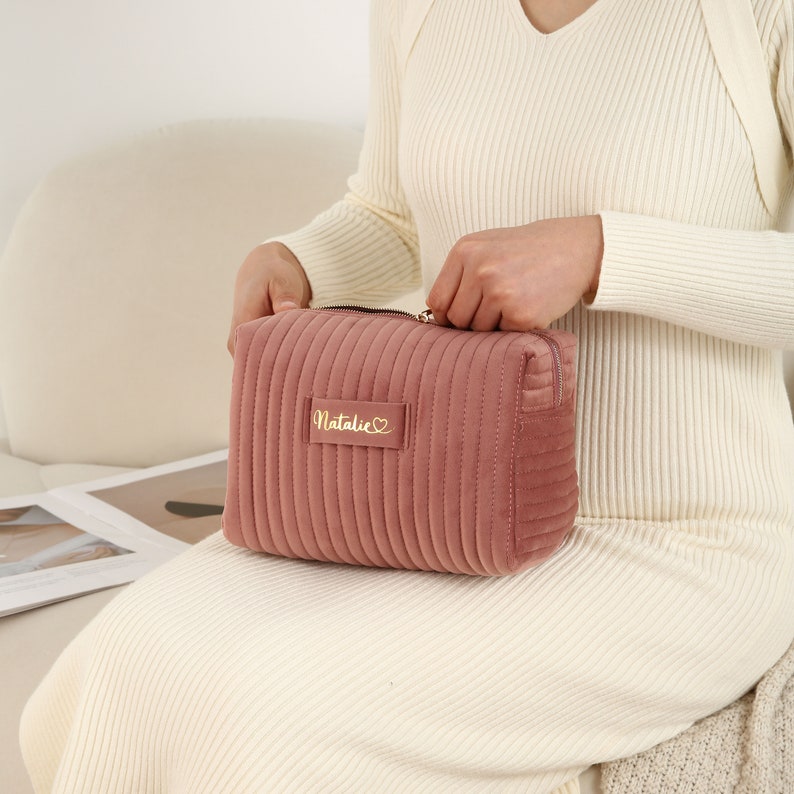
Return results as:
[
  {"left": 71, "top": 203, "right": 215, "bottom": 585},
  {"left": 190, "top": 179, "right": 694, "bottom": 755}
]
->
[{"left": 19, "top": 516, "right": 794, "bottom": 793}]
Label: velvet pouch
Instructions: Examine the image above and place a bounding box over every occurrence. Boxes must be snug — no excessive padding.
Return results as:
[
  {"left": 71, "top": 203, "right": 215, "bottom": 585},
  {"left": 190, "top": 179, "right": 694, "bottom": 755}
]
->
[{"left": 223, "top": 307, "right": 578, "bottom": 575}]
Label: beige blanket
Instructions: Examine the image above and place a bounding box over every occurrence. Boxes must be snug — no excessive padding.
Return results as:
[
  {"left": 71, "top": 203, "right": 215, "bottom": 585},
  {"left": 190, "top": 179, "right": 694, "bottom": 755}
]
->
[{"left": 601, "top": 639, "right": 794, "bottom": 793}]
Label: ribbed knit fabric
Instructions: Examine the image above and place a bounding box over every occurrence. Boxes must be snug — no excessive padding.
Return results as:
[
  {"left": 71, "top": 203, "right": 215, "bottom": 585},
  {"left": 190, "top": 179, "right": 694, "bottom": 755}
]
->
[{"left": 19, "top": 1, "right": 794, "bottom": 792}]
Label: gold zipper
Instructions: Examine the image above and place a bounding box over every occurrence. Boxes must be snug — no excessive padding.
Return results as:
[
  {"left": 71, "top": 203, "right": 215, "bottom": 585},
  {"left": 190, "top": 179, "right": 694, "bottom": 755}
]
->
[
  {"left": 320, "top": 304, "right": 433, "bottom": 323},
  {"left": 530, "top": 330, "right": 565, "bottom": 408}
]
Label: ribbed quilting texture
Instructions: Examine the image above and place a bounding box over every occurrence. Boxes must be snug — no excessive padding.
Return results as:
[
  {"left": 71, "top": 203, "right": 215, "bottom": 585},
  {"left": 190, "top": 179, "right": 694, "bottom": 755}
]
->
[{"left": 223, "top": 309, "right": 577, "bottom": 575}]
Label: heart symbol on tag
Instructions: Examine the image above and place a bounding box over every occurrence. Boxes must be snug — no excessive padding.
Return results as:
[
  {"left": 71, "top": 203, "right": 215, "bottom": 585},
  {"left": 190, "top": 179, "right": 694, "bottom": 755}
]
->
[{"left": 372, "top": 417, "right": 392, "bottom": 434}]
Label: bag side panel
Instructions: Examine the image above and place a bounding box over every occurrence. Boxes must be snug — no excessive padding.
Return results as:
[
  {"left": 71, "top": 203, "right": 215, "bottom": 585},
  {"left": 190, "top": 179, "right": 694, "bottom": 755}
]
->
[{"left": 510, "top": 331, "right": 579, "bottom": 572}]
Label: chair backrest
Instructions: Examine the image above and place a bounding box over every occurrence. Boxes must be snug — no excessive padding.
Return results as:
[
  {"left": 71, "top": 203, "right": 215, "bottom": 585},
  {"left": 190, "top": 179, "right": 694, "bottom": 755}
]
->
[{"left": 0, "top": 118, "right": 363, "bottom": 466}]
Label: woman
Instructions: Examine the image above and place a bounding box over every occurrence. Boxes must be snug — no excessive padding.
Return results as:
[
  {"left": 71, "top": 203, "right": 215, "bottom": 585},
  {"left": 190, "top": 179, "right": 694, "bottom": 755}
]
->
[{"left": 22, "top": 1, "right": 794, "bottom": 791}]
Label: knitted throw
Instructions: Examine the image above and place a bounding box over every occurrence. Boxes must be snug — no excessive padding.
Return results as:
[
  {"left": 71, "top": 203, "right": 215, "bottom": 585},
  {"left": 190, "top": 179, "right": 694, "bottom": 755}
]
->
[{"left": 601, "top": 638, "right": 794, "bottom": 793}]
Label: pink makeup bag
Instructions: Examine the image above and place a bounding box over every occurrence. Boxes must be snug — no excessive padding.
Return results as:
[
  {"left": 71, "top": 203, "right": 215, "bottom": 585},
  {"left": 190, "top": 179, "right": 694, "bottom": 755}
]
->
[{"left": 222, "top": 308, "right": 578, "bottom": 575}]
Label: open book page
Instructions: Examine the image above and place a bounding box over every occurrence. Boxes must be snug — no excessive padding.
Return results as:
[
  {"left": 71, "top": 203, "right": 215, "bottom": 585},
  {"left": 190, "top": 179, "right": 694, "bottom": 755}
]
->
[
  {"left": 0, "top": 450, "right": 228, "bottom": 616},
  {"left": 57, "top": 450, "right": 228, "bottom": 551}
]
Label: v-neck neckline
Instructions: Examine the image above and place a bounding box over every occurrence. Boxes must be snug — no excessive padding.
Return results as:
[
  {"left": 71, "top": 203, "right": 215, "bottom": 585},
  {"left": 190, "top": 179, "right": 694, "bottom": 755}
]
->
[{"left": 509, "top": 0, "right": 613, "bottom": 39}]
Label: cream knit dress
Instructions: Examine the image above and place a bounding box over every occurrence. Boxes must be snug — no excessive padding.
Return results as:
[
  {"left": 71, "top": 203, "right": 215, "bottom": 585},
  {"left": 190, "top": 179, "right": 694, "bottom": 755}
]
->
[{"left": 20, "top": 1, "right": 794, "bottom": 792}]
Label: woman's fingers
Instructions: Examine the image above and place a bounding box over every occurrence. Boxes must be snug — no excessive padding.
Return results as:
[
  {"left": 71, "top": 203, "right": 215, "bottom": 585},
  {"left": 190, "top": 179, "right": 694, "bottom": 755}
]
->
[
  {"left": 471, "top": 300, "right": 503, "bottom": 332},
  {"left": 227, "top": 242, "right": 311, "bottom": 355},
  {"left": 268, "top": 275, "right": 303, "bottom": 314},
  {"left": 429, "top": 235, "right": 501, "bottom": 329},
  {"left": 426, "top": 252, "right": 463, "bottom": 327}
]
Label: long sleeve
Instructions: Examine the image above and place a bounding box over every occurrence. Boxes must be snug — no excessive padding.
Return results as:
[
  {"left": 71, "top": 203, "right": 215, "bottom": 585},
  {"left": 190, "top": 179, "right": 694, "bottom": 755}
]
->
[
  {"left": 590, "top": 212, "right": 794, "bottom": 348},
  {"left": 272, "top": 0, "right": 421, "bottom": 308},
  {"left": 589, "top": 0, "right": 794, "bottom": 349}
]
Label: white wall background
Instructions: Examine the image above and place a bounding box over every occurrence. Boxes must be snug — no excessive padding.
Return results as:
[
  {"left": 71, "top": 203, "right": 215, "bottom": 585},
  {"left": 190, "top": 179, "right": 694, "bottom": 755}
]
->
[{"left": 0, "top": 0, "right": 371, "bottom": 257}]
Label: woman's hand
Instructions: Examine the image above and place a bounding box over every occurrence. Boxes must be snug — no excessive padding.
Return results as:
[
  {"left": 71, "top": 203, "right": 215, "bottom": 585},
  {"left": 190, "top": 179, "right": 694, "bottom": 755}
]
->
[
  {"left": 227, "top": 242, "right": 312, "bottom": 354},
  {"left": 427, "top": 216, "right": 603, "bottom": 331}
]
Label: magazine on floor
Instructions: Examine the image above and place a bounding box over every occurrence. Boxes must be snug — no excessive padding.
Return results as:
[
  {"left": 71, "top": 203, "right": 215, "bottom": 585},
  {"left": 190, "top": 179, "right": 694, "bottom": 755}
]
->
[{"left": 0, "top": 449, "right": 228, "bottom": 616}]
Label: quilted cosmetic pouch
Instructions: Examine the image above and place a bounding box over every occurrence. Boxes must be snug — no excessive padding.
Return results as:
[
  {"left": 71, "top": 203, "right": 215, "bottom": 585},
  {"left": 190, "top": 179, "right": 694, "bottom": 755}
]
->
[{"left": 222, "top": 307, "right": 578, "bottom": 575}]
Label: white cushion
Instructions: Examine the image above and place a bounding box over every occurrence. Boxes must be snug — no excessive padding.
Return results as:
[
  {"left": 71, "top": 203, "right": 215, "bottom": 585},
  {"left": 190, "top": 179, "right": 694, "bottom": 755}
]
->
[
  {"left": 0, "top": 118, "right": 362, "bottom": 467},
  {"left": 0, "top": 449, "right": 45, "bottom": 497}
]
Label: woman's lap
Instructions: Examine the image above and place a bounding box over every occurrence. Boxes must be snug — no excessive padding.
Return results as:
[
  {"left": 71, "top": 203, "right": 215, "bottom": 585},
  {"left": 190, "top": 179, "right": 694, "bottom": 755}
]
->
[{"left": 20, "top": 520, "right": 794, "bottom": 793}]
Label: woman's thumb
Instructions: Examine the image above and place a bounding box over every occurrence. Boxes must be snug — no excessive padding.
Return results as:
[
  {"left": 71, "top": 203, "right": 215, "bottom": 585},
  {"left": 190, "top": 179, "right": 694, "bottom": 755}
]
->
[
  {"left": 270, "top": 275, "right": 304, "bottom": 313},
  {"left": 273, "top": 297, "right": 300, "bottom": 312}
]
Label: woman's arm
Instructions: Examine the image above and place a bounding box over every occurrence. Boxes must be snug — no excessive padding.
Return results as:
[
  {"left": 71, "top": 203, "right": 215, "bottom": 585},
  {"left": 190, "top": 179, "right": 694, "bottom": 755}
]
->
[{"left": 588, "top": 211, "right": 794, "bottom": 349}]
